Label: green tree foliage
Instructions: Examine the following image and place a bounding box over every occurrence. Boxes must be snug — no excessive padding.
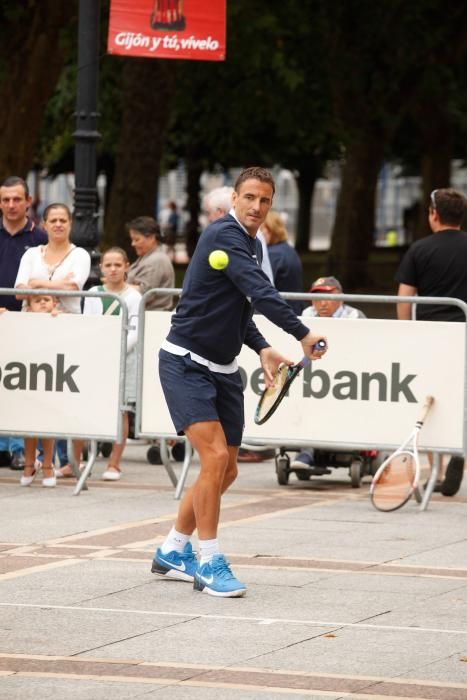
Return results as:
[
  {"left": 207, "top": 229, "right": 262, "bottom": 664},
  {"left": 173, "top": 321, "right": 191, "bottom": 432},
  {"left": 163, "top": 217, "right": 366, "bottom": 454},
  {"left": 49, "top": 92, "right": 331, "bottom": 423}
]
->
[
  {"left": 0, "top": 0, "right": 75, "bottom": 181},
  {"left": 320, "top": 0, "right": 467, "bottom": 287},
  {"left": 319, "top": 1, "right": 425, "bottom": 287},
  {"left": 394, "top": 3, "right": 467, "bottom": 240},
  {"left": 103, "top": 57, "right": 177, "bottom": 251},
  {"left": 37, "top": 1, "right": 177, "bottom": 251},
  {"left": 4, "top": 0, "right": 467, "bottom": 287},
  {"left": 38, "top": 3, "right": 121, "bottom": 178},
  {"left": 164, "top": 0, "right": 336, "bottom": 253},
  {"left": 38, "top": 1, "right": 124, "bottom": 193}
]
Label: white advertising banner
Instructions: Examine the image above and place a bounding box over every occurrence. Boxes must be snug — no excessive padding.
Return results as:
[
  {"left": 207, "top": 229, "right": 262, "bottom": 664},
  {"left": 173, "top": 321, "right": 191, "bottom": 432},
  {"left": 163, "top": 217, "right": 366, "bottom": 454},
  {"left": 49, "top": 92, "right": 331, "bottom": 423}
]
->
[
  {"left": 0, "top": 312, "right": 123, "bottom": 439},
  {"left": 141, "top": 312, "right": 465, "bottom": 451}
]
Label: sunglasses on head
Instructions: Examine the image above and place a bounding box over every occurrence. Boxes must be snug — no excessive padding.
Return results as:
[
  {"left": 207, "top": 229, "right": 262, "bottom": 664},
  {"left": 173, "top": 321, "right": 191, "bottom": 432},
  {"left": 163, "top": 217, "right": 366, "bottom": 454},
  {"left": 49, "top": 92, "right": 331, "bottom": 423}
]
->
[{"left": 430, "top": 189, "right": 438, "bottom": 210}]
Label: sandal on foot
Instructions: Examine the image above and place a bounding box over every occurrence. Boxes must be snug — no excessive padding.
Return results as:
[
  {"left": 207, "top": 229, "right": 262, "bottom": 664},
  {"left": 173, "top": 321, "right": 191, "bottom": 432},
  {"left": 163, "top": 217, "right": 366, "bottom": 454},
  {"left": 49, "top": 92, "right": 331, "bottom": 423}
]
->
[
  {"left": 42, "top": 466, "right": 57, "bottom": 488},
  {"left": 55, "top": 463, "right": 85, "bottom": 479},
  {"left": 55, "top": 464, "right": 74, "bottom": 478},
  {"left": 20, "top": 464, "right": 37, "bottom": 487},
  {"left": 102, "top": 466, "right": 121, "bottom": 481}
]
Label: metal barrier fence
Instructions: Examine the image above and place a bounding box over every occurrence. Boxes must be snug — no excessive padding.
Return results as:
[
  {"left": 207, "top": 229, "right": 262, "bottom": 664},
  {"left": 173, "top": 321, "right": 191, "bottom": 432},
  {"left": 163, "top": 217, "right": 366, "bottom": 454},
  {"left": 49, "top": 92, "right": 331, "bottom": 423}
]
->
[
  {"left": 3, "top": 283, "right": 464, "bottom": 507},
  {"left": 135, "top": 288, "right": 467, "bottom": 510},
  {"left": 0, "top": 287, "right": 129, "bottom": 495}
]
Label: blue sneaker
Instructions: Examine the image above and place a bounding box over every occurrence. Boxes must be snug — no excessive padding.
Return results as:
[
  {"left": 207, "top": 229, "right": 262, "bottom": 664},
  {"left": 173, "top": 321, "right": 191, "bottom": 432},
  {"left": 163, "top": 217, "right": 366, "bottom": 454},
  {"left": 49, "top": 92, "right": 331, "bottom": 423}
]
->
[
  {"left": 151, "top": 542, "right": 197, "bottom": 582},
  {"left": 193, "top": 554, "right": 247, "bottom": 597}
]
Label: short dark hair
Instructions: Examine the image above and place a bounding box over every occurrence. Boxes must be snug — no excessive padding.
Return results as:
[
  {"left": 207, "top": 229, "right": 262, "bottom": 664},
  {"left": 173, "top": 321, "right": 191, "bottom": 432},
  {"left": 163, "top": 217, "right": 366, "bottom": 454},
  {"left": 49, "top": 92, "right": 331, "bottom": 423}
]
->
[
  {"left": 1, "top": 176, "right": 29, "bottom": 198},
  {"left": 430, "top": 188, "right": 467, "bottom": 227},
  {"left": 43, "top": 203, "right": 72, "bottom": 221},
  {"left": 125, "top": 215, "right": 160, "bottom": 238},
  {"left": 234, "top": 167, "right": 275, "bottom": 195}
]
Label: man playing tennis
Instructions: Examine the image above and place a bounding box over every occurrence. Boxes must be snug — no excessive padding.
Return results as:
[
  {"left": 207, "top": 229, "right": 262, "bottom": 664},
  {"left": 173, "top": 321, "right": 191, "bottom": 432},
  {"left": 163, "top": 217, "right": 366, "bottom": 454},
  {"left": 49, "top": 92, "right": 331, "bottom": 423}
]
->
[{"left": 153, "top": 166, "right": 327, "bottom": 597}]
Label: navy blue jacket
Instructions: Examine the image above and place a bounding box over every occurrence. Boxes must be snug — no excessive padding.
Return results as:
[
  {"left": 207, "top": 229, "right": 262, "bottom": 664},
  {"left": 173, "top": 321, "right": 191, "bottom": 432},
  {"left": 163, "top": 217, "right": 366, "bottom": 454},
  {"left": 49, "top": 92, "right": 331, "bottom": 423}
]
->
[
  {"left": 167, "top": 214, "right": 310, "bottom": 364},
  {"left": 0, "top": 218, "right": 47, "bottom": 310}
]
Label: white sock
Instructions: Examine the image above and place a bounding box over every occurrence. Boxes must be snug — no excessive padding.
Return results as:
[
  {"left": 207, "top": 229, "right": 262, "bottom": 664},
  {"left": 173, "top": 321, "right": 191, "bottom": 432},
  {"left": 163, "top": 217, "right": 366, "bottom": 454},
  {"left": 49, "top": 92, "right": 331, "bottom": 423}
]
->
[
  {"left": 199, "top": 538, "right": 219, "bottom": 565},
  {"left": 160, "top": 527, "right": 190, "bottom": 554}
]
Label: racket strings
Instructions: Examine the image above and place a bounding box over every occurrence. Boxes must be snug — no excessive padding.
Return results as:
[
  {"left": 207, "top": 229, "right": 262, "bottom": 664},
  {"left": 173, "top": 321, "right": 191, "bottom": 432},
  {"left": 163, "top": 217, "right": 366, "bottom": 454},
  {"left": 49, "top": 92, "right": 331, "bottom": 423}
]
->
[
  {"left": 372, "top": 452, "right": 416, "bottom": 511},
  {"left": 256, "top": 364, "right": 289, "bottom": 421}
]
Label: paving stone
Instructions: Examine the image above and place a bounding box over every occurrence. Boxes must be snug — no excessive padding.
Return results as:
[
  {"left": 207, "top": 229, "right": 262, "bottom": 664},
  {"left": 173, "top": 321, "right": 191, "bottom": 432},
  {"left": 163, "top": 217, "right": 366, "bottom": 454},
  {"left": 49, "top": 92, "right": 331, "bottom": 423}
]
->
[{"left": 0, "top": 442, "right": 465, "bottom": 699}]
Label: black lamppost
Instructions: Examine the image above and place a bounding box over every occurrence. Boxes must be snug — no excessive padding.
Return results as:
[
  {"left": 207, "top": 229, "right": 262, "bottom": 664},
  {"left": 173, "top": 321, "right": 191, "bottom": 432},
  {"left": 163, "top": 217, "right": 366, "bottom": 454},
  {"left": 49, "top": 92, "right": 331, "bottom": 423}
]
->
[{"left": 72, "top": 0, "right": 101, "bottom": 281}]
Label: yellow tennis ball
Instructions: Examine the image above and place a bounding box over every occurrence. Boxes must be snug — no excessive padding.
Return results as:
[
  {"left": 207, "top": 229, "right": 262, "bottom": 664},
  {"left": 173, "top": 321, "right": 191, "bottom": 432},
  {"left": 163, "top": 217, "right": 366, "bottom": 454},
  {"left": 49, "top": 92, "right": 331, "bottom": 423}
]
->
[{"left": 208, "top": 249, "right": 229, "bottom": 270}]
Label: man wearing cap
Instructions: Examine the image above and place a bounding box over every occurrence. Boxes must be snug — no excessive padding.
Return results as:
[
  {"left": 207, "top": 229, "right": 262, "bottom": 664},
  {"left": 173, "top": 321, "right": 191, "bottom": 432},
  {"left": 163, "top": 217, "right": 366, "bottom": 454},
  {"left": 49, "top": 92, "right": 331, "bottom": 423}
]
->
[
  {"left": 302, "top": 276, "right": 365, "bottom": 319},
  {"left": 292, "top": 275, "right": 365, "bottom": 473}
]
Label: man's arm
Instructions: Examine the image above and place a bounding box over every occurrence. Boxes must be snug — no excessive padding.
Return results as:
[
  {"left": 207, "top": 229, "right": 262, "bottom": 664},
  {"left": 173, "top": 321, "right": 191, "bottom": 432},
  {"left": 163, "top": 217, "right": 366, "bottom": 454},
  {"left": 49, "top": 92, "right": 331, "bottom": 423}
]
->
[
  {"left": 244, "top": 318, "right": 270, "bottom": 355},
  {"left": 397, "top": 283, "right": 417, "bottom": 320}
]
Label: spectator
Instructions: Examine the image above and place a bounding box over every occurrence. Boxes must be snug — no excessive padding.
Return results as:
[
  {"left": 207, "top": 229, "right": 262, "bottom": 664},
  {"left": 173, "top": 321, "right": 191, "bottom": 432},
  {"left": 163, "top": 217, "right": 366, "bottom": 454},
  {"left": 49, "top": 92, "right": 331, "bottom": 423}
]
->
[
  {"left": 203, "top": 186, "right": 275, "bottom": 284},
  {"left": 292, "top": 275, "right": 365, "bottom": 472},
  {"left": 302, "top": 276, "right": 366, "bottom": 319},
  {"left": 0, "top": 176, "right": 47, "bottom": 470},
  {"left": 160, "top": 200, "right": 179, "bottom": 259},
  {"left": 261, "top": 210, "right": 305, "bottom": 315},
  {"left": 15, "top": 202, "right": 91, "bottom": 478},
  {"left": 20, "top": 294, "right": 60, "bottom": 488},
  {"left": 396, "top": 187, "right": 467, "bottom": 496},
  {"left": 83, "top": 247, "right": 142, "bottom": 481},
  {"left": 167, "top": 201, "right": 179, "bottom": 232},
  {"left": 126, "top": 216, "right": 175, "bottom": 310},
  {"left": 15, "top": 203, "right": 91, "bottom": 313}
]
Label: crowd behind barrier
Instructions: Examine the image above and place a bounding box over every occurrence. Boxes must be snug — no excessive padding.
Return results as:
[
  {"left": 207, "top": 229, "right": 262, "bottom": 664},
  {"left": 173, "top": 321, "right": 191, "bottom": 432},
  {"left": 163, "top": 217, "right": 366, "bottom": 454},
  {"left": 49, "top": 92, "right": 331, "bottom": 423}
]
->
[{"left": 1, "top": 286, "right": 466, "bottom": 508}]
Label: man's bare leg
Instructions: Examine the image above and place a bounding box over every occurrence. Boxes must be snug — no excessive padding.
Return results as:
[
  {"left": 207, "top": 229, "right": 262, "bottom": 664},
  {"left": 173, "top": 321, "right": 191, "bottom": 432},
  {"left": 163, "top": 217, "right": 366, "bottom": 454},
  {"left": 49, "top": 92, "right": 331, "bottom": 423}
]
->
[
  {"left": 175, "top": 421, "right": 238, "bottom": 538},
  {"left": 172, "top": 421, "right": 245, "bottom": 596},
  {"left": 152, "top": 421, "right": 242, "bottom": 591}
]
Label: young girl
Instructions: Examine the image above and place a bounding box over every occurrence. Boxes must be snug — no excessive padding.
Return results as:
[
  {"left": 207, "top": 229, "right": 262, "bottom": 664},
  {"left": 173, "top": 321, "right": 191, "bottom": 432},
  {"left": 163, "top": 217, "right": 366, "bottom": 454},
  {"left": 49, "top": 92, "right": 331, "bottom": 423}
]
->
[
  {"left": 83, "top": 247, "right": 141, "bottom": 481},
  {"left": 21, "top": 294, "right": 60, "bottom": 488}
]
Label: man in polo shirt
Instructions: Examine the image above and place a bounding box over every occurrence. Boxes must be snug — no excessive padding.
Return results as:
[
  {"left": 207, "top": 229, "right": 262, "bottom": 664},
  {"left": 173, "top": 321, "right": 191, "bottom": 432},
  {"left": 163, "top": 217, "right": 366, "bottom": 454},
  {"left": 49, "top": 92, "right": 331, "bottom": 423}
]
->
[
  {"left": 0, "top": 176, "right": 47, "bottom": 469},
  {"left": 0, "top": 176, "right": 47, "bottom": 310}
]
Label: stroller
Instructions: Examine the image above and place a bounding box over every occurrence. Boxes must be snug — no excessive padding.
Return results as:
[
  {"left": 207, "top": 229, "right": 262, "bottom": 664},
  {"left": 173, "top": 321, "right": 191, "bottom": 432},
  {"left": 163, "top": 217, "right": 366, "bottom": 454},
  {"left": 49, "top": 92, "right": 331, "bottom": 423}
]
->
[{"left": 274, "top": 446, "right": 384, "bottom": 488}]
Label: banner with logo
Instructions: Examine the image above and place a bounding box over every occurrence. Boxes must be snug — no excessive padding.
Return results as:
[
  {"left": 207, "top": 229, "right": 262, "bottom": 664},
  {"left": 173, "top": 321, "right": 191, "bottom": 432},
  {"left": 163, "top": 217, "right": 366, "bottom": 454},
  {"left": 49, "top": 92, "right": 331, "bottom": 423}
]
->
[
  {"left": 0, "top": 313, "right": 123, "bottom": 440},
  {"left": 140, "top": 313, "right": 466, "bottom": 451},
  {"left": 108, "top": 0, "right": 226, "bottom": 61}
]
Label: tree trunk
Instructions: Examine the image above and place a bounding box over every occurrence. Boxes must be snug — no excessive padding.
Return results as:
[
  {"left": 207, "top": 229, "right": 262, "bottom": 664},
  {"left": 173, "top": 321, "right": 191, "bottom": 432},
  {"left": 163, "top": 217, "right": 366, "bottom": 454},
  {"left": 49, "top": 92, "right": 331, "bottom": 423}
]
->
[
  {"left": 327, "top": 139, "right": 383, "bottom": 290},
  {"left": 295, "top": 161, "right": 319, "bottom": 253},
  {"left": 103, "top": 58, "right": 176, "bottom": 255},
  {"left": 0, "top": 2, "right": 72, "bottom": 180},
  {"left": 415, "top": 117, "right": 453, "bottom": 241}
]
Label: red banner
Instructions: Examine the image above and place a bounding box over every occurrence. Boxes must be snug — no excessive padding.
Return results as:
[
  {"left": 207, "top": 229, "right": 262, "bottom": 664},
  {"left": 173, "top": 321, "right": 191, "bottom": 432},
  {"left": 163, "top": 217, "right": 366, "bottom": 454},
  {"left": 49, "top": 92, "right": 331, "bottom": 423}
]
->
[{"left": 108, "top": 0, "right": 226, "bottom": 62}]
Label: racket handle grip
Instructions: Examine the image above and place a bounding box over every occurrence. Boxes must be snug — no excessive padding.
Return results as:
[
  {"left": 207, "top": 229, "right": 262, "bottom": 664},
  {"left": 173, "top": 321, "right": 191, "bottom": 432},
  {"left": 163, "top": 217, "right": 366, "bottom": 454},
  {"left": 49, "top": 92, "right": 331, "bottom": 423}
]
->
[
  {"left": 419, "top": 395, "right": 435, "bottom": 424},
  {"left": 300, "top": 340, "right": 327, "bottom": 368}
]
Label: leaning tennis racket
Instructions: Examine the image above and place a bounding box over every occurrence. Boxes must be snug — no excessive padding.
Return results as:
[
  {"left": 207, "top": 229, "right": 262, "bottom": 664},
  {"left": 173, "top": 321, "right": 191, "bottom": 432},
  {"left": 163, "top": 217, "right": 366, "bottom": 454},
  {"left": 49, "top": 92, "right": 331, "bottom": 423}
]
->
[
  {"left": 370, "top": 395, "right": 434, "bottom": 512},
  {"left": 254, "top": 340, "right": 327, "bottom": 425}
]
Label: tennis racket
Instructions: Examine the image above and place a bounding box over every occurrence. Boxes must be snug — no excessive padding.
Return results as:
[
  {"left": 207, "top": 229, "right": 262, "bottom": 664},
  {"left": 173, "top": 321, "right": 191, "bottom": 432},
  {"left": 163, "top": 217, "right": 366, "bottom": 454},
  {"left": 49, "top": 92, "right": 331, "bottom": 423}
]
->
[
  {"left": 254, "top": 340, "right": 327, "bottom": 425},
  {"left": 370, "top": 395, "right": 434, "bottom": 512}
]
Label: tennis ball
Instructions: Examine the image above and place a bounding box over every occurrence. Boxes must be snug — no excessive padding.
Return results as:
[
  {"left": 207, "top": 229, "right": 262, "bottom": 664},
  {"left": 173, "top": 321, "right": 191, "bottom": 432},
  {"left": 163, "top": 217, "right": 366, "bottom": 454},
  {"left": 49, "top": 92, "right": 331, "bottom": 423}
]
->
[{"left": 208, "top": 249, "right": 229, "bottom": 270}]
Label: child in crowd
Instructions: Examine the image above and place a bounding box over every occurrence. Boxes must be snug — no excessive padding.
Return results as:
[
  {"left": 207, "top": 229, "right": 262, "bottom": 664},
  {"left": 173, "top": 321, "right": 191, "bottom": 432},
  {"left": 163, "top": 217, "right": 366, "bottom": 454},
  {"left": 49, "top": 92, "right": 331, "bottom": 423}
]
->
[
  {"left": 83, "top": 247, "right": 141, "bottom": 481},
  {"left": 21, "top": 295, "right": 60, "bottom": 488}
]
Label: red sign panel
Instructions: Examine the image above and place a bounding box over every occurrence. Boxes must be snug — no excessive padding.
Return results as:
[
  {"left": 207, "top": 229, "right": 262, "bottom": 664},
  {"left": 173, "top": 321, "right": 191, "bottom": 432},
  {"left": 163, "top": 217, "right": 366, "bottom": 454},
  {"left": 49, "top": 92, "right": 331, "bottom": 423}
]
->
[{"left": 108, "top": 0, "right": 226, "bottom": 62}]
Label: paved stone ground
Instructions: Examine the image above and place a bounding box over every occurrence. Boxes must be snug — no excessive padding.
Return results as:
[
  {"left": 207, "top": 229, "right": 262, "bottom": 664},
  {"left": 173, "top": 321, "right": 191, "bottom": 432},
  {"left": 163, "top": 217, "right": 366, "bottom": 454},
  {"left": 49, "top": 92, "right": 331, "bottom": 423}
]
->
[{"left": 0, "top": 443, "right": 466, "bottom": 699}]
